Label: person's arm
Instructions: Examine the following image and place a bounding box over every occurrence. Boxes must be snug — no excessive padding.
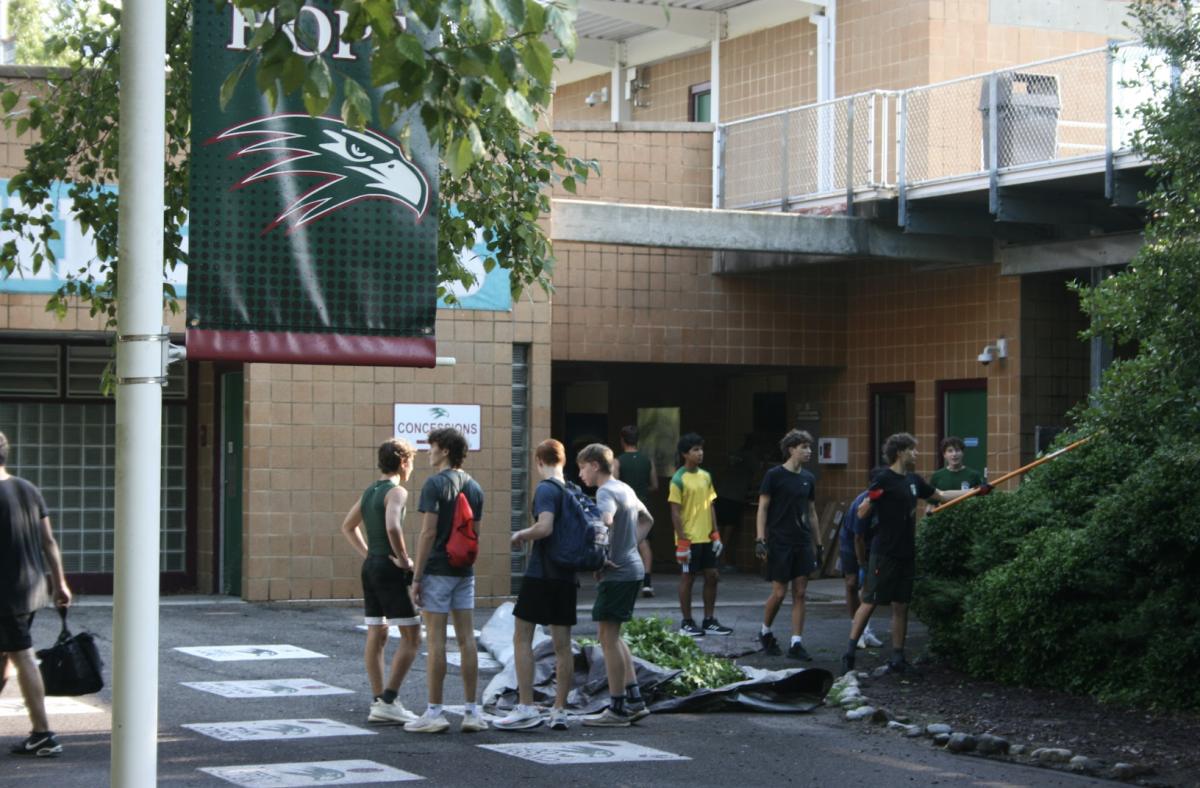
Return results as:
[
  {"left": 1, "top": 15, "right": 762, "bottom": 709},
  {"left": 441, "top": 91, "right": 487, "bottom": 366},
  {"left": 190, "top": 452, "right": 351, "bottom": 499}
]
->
[
  {"left": 593, "top": 510, "right": 617, "bottom": 580},
  {"left": 756, "top": 495, "right": 770, "bottom": 541},
  {"left": 339, "top": 499, "right": 369, "bottom": 560},
  {"left": 807, "top": 500, "right": 822, "bottom": 548},
  {"left": 513, "top": 510, "right": 555, "bottom": 546},
  {"left": 611, "top": 458, "right": 621, "bottom": 481},
  {"left": 648, "top": 460, "right": 659, "bottom": 493},
  {"left": 636, "top": 503, "right": 654, "bottom": 543},
  {"left": 929, "top": 488, "right": 971, "bottom": 504},
  {"left": 857, "top": 497, "right": 874, "bottom": 519},
  {"left": 709, "top": 498, "right": 719, "bottom": 536},
  {"left": 39, "top": 517, "right": 71, "bottom": 609},
  {"left": 670, "top": 502, "right": 684, "bottom": 540},
  {"left": 385, "top": 487, "right": 412, "bottom": 571},
  {"left": 854, "top": 533, "right": 867, "bottom": 564},
  {"left": 411, "top": 511, "right": 439, "bottom": 606}
]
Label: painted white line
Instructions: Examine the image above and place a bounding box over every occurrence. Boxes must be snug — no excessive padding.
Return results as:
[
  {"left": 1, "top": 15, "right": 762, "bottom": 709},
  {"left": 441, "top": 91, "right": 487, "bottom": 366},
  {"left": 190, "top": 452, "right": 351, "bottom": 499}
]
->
[
  {"left": 183, "top": 719, "right": 376, "bottom": 742},
  {"left": 0, "top": 696, "right": 104, "bottom": 716},
  {"left": 181, "top": 679, "right": 354, "bottom": 698},
  {"left": 478, "top": 740, "right": 691, "bottom": 765},
  {"left": 175, "top": 645, "right": 327, "bottom": 661},
  {"left": 200, "top": 760, "right": 422, "bottom": 786}
]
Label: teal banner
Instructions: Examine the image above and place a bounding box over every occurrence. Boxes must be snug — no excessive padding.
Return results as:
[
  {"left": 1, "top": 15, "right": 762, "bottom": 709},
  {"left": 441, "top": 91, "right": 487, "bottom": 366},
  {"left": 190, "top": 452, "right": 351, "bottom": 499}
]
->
[{"left": 186, "top": 1, "right": 438, "bottom": 366}]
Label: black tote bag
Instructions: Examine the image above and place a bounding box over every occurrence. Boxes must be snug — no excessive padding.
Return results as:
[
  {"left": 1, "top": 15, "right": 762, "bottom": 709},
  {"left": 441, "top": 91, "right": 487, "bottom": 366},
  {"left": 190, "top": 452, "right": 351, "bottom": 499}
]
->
[{"left": 36, "top": 608, "right": 104, "bottom": 696}]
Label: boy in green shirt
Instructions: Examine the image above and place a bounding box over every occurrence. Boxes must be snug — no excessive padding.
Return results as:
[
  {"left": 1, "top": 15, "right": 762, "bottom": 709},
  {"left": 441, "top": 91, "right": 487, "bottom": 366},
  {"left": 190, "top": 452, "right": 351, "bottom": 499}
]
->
[{"left": 927, "top": 437, "right": 984, "bottom": 514}]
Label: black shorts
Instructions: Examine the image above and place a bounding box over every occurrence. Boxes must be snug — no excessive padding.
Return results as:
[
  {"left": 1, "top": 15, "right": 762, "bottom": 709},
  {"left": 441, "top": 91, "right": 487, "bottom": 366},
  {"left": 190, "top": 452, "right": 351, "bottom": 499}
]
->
[
  {"left": 840, "top": 551, "right": 862, "bottom": 576},
  {"left": 684, "top": 541, "right": 719, "bottom": 572},
  {"left": 763, "top": 542, "right": 817, "bottom": 584},
  {"left": 0, "top": 612, "right": 35, "bottom": 652},
  {"left": 713, "top": 498, "right": 745, "bottom": 528},
  {"left": 361, "top": 556, "right": 419, "bottom": 625},
  {"left": 863, "top": 554, "right": 915, "bottom": 606},
  {"left": 592, "top": 580, "right": 641, "bottom": 623},
  {"left": 513, "top": 576, "right": 578, "bottom": 627}
]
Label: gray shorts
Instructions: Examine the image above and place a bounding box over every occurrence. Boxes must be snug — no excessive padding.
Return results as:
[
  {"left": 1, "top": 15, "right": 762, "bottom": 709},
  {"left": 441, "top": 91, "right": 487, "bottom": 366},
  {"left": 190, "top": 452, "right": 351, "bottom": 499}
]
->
[{"left": 420, "top": 574, "right": 475, "bottom": 614}]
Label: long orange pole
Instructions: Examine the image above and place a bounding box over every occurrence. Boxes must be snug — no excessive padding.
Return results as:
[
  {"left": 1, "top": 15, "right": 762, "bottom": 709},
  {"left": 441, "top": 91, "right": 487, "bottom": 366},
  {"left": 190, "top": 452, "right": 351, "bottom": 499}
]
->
[{"left": 929, "top": 431, "right": 1104, "bottom": 514}]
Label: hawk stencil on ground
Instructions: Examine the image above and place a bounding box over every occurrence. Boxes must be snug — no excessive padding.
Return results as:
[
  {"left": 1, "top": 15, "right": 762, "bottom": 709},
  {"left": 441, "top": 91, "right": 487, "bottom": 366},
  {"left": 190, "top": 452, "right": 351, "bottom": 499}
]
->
[
  {"left": 0, "top": 696, "right": 104, "bottom": 716},
  {"left": 174, "top": 645, "right": 328, "bottom": 661},
  {"left": 182, "top": 679, "right": 354, "bottom": 698},
  {"left": 183, "top": 719, "right": 375, "bottom": 742},
  {"left": 200, "top": 760, "right": 422, "bottom": 787},
  {"left": 478, "top": 741, "right": 691, "bottom": 765}
]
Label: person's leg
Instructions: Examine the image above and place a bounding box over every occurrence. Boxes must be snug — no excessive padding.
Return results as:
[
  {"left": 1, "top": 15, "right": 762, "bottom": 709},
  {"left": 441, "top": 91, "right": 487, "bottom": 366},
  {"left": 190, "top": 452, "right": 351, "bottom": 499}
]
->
[
  {"left": 597, "top": 621, "right": 625, "bottom": 699},
  {"left": 549, "top": 624, "right": 574, "bottom": 709},
  {"left": 891, "top": 602, "right": 909, "bottom": 649},
  {"left": 9, "top": 649, "right": 49, "bottom": 732},
  {"left": 422, "top": 611, "right": 448, "bottom": 705},
  {"left": 678, "top": 571, "right": 696, "bottom": 620},
  {"left": 763, "top": 580, "right": 787, "bottom": 628},
  {"left": 701, "top": 567, "right": 719, "bottom": 619},
  {"left": 1, "top": 653, "right": 10, "bottom": 695},
  {"left": 718, "top": 525, "right": 734, "bottom": 567},
  {"left": 450, "top": 608, "right": 478, "bottom": 703},
  {"left": 639, "top": 539, "right": 653, "bottom": 586},
  {"left": 512, "top": 617, "right": 537, "bottom": 707},
  {"left": 617, "top": 637, "right": 637, "bottom": 686},
  {"left": 849, "top": 601, "right": 875, "bottom": 642},
  {"left": 386, "top": 624, "right": 421, "bottom": 693},
  {"left": 365, "top": 625, "right": 388, "bottom": 697},
  {"left": 843, "top": 572, "right": 861, "bottom": 618},
  {"left": 790, "top": 575, "right": 809, "bottom": 638}
]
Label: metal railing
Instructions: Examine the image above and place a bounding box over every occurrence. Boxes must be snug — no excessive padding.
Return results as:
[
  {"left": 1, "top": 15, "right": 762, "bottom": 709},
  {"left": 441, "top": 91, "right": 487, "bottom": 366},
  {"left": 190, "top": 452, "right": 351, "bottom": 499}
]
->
[{"left": 717, "top": 42, "right": 1164, "bottom": 213}]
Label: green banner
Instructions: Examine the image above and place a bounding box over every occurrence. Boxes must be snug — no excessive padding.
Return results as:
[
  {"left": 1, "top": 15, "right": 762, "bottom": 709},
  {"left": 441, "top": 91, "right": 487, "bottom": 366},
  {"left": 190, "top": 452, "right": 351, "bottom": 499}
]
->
[{"left": 187, "top": 1, "right": 438, "bottom": 366}]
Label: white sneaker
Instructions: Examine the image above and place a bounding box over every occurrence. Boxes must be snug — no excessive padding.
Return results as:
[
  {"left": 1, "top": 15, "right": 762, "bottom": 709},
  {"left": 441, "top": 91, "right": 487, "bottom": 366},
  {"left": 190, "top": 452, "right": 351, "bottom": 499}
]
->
[
  {"left": 858, "top": 628, "right": 884, "bottom": 649},
  {"left": 460, "top": 708, "right": 489, "bottom": 733},
  {"left": 404, "top": 711, "right": 450, "bottom": 733},
  {"left": 494, "top": 706, "right": 544, "bottom": 730},
  {"left": 368, "top": 698, "right": 419, "bottom": 724},
  {"left": 548, "top": 708, "right": 570, "bottom": 730},
  {"left": 582, "top": 707, "right": 631, "bottom": 727}
]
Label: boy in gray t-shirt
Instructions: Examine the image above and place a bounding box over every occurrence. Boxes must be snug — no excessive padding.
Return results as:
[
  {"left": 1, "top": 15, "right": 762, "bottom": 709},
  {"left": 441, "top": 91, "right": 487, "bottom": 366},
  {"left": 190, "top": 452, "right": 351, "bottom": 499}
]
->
[{"left": 577, "top": 444, "right": 653, "bottom": 727}]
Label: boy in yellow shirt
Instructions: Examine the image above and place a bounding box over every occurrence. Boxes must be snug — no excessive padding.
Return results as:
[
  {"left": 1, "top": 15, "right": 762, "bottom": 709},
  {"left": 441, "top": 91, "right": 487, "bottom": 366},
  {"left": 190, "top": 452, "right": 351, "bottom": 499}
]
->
[{"left": 669, "top": 433, "right": 731, "bottom": 637}]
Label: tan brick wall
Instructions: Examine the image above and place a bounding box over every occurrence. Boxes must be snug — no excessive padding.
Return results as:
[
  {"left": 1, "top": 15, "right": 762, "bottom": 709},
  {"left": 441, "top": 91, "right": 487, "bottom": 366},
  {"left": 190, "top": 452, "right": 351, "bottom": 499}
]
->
[
  {"left": 237, "top": 299, "right": 552, "bottom": 604},
  {"left": 551, "top": 127, "right": 713, "bottom": 208}
]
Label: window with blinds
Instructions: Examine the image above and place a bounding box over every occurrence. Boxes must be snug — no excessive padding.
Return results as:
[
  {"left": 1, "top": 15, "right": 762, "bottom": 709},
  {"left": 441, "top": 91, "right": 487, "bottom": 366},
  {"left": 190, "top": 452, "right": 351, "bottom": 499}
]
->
[{"left": 510, "top": 343, "right": 530, "bottom": 594}]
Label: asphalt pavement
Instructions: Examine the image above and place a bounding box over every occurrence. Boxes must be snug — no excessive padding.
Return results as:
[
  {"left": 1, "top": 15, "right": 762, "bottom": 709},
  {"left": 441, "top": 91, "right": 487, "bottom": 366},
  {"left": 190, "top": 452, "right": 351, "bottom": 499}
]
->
[{"left": 1, "top": 571, "right": 1114, "bottom": 788}]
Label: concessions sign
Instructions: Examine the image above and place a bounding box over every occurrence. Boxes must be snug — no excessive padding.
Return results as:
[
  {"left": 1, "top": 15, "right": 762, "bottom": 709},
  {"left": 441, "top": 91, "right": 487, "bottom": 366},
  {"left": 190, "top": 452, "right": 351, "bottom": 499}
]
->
[
  {"left": 187, "top": 1, "right": 438, "bottom": 366},
  {"left": 394, "top": 404, "right": 482, "bottom": 451}
]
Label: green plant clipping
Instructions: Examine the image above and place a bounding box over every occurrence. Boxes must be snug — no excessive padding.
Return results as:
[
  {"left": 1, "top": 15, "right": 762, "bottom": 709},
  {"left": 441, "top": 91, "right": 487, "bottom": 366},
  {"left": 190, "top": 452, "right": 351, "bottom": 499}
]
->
[{"left": 623, "top": 615, "right": 745, "bottom": 696}]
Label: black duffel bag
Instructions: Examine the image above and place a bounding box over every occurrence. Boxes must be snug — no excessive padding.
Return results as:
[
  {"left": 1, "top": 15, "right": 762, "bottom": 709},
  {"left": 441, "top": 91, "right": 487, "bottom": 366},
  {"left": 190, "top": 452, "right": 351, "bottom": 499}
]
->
[{"left": 36, "top": 608, "right": 104, "bottom": 696}]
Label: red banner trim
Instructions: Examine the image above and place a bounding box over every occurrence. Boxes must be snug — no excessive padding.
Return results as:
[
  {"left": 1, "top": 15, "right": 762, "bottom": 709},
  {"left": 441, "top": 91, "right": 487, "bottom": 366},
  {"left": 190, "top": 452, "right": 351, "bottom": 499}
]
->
[{"left": 186, "top": 329, "right": 437, "bottom": 367}]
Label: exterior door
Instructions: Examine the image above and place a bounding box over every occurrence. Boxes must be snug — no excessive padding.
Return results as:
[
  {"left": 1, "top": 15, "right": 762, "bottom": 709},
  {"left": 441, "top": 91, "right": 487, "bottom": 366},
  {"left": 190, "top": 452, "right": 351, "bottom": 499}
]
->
[
  {"left": 221, "top": 372, "right": 244, "bottom": 596},
  {"left": 944, "top": 388, "right": 988, "bottom": 476}
]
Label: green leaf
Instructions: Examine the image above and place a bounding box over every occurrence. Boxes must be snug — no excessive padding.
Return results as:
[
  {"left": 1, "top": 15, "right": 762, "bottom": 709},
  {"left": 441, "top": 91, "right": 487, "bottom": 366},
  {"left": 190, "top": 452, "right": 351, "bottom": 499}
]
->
[
  {"left": 303, "top": 57, "right": 334, "bottom": 116},
  {"left": 503, "top": 89, "right": 537, "bottom": 128},
  {"left": 520, "top": 39, "right": 555, "bottom": 85},
  {"left": 220, "top": 65, "right": 242, "bottom": 111},
  {"left": 395, "top": 32, "right": 426, "bottom": 65},
  {"left": 341, "top": 78, "right": 373, "bottom": 128},
  {"left": 561, "top": 175, "right": 577, "bottom": 194},
  {"left": 280, "top": 53, "right": 306, "bottom": 95},
  {"left": 446, "top": 134, "right": 476, "bottom": 179},
  {"left": 490, "top": 0, "right": 525, "bottom": 30},
  {"left": 468, "top": 0, "right": 491, "bottom": 34},
  {"left": 1, "top": 90, "right": 18, "bottom": 113},
  {"left": 246, "top": 16, "right": 275, "bottom": 49}
]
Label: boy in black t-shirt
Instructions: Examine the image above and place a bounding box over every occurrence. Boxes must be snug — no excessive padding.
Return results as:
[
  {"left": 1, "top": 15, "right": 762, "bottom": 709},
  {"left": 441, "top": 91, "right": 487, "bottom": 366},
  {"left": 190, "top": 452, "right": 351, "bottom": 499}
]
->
[{"left": 840, "top": 433, "right": 973, "bottom": 677}]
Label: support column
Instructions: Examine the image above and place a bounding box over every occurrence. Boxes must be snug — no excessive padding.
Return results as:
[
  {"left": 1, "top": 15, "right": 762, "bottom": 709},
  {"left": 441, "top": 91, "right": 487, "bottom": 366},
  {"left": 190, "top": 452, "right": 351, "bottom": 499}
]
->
[
  {"left": 111, "top": 0, "right": 166, "bottom": 785},
  {"left": 711, "top": 34, "right": 721, "bottom": 208}
]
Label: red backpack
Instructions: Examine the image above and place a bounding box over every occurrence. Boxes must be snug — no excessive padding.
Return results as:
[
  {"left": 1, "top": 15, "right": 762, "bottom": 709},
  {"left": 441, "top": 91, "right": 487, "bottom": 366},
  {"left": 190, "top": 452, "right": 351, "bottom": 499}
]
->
[{"left": 446, "top": 480, "right": 478, "bottom": 569}]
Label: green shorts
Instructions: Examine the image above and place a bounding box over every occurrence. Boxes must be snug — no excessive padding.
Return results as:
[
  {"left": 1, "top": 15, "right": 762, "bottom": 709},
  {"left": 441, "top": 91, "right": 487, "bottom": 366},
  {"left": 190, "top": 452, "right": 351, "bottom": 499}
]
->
[
  {"left": 592, "top": 580, "right": 642, "bottom": 623},
  {"left": 863, "top": 554, "right": 915, "bottom": 606}
]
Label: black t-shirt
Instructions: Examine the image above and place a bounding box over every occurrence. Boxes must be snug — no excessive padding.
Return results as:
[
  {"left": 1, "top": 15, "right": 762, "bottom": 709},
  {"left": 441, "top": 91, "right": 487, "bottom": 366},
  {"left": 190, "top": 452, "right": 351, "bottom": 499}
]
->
[
  {"left": 0, "top": 476, "right": 51, "bottom": 617},
  {"left": 417, "top": 469, "right": 484, "bottom": 577},
  {"left": 759, "top": 465, "right": 817, "bottom": 548},
  {"left": 869, "top": 469, "right": 936, "bottom": 558}
]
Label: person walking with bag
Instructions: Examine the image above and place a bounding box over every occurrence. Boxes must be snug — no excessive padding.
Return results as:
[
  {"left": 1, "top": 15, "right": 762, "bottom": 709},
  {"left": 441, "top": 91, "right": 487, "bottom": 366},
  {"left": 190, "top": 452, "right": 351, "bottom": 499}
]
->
[{"left": 0, "top": 431, "right": 72, "bottom": 757}]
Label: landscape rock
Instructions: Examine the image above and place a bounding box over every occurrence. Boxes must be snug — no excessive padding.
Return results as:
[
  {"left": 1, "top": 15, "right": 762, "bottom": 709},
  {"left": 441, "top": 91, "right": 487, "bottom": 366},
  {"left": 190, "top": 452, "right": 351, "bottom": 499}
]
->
[
  {"left": 839, "top": 696, "right": 865, "bottom": 708},
  {"left": 926, "top": 723, "right": 953, "bottom": 735},
  {"left": 1069, "top": 756, "right": 1103, "bottom": 772},
  {"left": 1032, "top": 748, "right": 1074, "bottom": 763},
  {"left": 946, "top": 733, "right": 977, "bottom": 753},
  {"left": 871, "top": 708, "right": 897, "bottom": 724},
  {"left": 845, "top": 706, "right": 876, "bottom": 721},
  {"left": 887, "top": 721, "right": 915, "bottom": 732},
  {"left": 976, "top": 734, "right": 1010, "bottom": 755},
  {"left": 1113, "top": 763, "right": 1155, "bottom": 780},
  {"left": 904, "top": 726, "right": 926, "bottom": 738},
  {"left": 932, "top": 733, "right": 952, "bottom": 746},
  {"left": 1008, "top": 744, "right": 1027, "bottom": 756}
]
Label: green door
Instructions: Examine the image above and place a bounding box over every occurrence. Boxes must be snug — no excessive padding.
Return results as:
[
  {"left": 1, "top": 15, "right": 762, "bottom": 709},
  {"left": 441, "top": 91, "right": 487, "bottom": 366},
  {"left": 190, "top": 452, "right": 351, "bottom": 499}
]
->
[
  {"left": 221, "top": 372, "right": 244, "bottom": 596},
  {"left": 945, "top": 389, "right": 988, "bottom": 477}
]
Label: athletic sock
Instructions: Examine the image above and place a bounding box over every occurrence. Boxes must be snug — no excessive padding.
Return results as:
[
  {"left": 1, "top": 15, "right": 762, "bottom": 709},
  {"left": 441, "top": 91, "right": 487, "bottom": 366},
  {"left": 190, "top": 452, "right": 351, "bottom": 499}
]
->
[
  {"left": 625, "top": 682, "right": 643, "bottom": 702},
  {"left": 761, "top": 625, "right": 772, "bottom": 636},
  {"left": 643, "top": 574, "right": 652, "bottom": 587},
  {"left": 379, "top": 689, "right": 398, "bottom": 704},
  {"left": 791, "top": 636, "right": 803, "bottom": 646},
  {"left": 610, "top": 694, "right": 627, "bottom": 715},
  {"left": 426, "top": 703, "right": 444, "bottom": 716},
  {"left": 465, "top": 702, "right": 478, "bottom": 714},
  {"left": 892, "top": 647, "right": 905, "bottom": 664},
  {"left": 847, "top": 638, "right": 858, "bottom": 655}
]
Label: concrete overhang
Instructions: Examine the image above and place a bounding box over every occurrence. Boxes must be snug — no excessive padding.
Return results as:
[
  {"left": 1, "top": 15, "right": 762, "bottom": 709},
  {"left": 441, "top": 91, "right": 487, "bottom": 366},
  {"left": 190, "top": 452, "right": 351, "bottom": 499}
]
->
[
  {"left": 998, "top": 232, "right": 1144, "bottom": 276},
  {"left": 551, "top": 199, "right": 997, "bottom": 267}
]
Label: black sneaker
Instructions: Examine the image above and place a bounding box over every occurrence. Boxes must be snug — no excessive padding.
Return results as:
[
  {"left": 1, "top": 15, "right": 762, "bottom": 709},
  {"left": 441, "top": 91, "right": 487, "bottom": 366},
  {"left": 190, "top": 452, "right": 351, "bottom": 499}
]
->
[
  {"left": 679, "top": 619, "right": 704, "bottom": 637},
  {"left": 786, "top": 642, "right": 813, "bottom": 661},
  {"left": 840, "top": 650, "right": 856, "bottom": 675},
  {"left": 701, "top": 617, "right": 732, "bottom": 636},
  {"left": 10, "top": 732, "right": 62, "bottom": 757},
  {"left": 758, "top": 630, "right": 782, "bottom": 656},
  {"left": 884, "top": 659, "right": 924, "bottom": 677}
]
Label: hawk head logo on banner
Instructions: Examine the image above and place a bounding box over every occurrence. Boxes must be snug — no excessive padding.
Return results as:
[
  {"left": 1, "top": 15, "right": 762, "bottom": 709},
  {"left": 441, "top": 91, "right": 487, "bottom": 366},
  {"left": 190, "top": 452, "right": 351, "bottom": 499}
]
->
[{"left": 207, "top": 114, "right": 431, "bottom": 234}]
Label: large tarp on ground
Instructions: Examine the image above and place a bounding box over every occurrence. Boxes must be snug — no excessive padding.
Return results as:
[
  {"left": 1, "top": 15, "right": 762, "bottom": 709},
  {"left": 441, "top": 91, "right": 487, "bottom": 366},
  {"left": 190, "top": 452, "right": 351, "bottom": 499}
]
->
[{"left": 479, "top": 603, "right": 832, "bottom": 715}]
